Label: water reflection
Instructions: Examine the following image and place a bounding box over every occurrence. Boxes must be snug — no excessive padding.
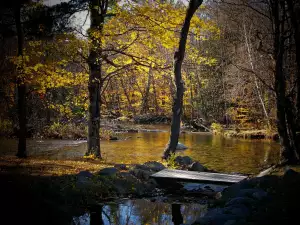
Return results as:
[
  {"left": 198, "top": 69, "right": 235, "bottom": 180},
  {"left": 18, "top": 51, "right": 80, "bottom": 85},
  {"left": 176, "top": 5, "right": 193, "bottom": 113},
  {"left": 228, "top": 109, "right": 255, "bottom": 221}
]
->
[
  {"left": 171, "top": 204, "right": 183, "bottom": 225},
  {"left": 0, "top": 130, "right": 280, "bottom": 174},
  {"left": 72, "top": 199, "right": 206, "bottom": 225}
]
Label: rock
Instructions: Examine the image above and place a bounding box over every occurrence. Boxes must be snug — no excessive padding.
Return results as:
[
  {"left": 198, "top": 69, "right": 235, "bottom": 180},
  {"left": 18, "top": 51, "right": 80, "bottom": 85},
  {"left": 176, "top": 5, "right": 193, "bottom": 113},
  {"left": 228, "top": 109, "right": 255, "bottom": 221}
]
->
[
  {"left": 130, "top": 168, "right": 153, "bottom": 180},
  {"left": 224, "top": 220, "right": 237, "bottom": 225},
  {"left": 119, "top": 172, "right": 139, "bottom": 183},
  {"left": 222, "top": 205, "right": 250, "bottom": 217},
  {"left": 98, "top": 167, "right": 119, "bottom": 176},
  {"left": 148, "top": 178, "right": 158, "bottom": 186},
  {"left": 143, "top": 161, "right": 166, "bottom": 172},
  {"left": 114, "top": 164, "right": 127, "bottom": 170},
  {"left": 194, "top": 204, "right": 249, "bottom": 225},
  {"left": 78, "top": 170, "right": 93, "bottom": 178},
  {"left": 109, "top": 136, "right": 118, "bottom": 141},
  {"left": 236, "top": 188, "right": 264, "bottom": 199},
  {"left": 225, "top": 197, "right": 256, "bottom": 208},
  {"left": 176, "top": 142, "right": 188, "bottom": 150},
  {"left": 189, "top": 161, "right": 205, "bottom": 172},
  {"left": 134, "top": 164, "right": 152, "bottom": 172},
  {"left": 76, "top": 171, "right": 93, "bottom": 188},
  {"left": 127, "top": 129, "right": 139, "bottom": 133},
  {"left": 174, "top": 156, "right": 183, "bottom": 164},
  {"left": 175, "top": 155, "right": 193, "bottom": 166},
  {"left": 252, "top": 190, "right": 268, "bottom": 201},
  {"left": 182, "top": 156, "right": 193, "bottom": 165}
]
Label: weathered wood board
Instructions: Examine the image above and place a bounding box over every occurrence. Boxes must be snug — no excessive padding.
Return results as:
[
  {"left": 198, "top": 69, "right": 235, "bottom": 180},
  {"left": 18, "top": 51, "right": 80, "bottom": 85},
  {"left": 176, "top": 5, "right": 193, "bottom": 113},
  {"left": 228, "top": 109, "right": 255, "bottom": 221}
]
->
[{"left": 151, "top": 169, "right": 247, "bottom": 185}]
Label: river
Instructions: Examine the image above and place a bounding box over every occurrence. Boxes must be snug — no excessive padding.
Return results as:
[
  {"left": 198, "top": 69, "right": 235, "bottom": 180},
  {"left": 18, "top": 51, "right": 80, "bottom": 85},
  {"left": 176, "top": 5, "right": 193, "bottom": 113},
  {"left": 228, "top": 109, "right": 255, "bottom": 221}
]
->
[{"left": 0, "top": 127, "right": 280, "bottom": 174}]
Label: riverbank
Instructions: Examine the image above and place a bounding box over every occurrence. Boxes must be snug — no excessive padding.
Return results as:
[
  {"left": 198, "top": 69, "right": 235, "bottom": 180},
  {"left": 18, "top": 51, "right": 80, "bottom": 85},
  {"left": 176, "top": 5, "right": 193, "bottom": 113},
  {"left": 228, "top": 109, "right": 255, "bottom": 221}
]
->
[
  {"left": 0, "top": 154, "right": 212, "bottom": 224},
  {"left": 223, "top": 129, "right": 278, "bottom": 140},
  {"left": 0, "top": 155, "right": 160, "bottom": 224},
  {"left": 33, "top": 121, "right": 168, "bottom": 140},
  {"left": 1, "top": 153, "right": 300, "bottom": 225},
  {"left": 193, "top": 166, "right": 300, "bottom": 225}
]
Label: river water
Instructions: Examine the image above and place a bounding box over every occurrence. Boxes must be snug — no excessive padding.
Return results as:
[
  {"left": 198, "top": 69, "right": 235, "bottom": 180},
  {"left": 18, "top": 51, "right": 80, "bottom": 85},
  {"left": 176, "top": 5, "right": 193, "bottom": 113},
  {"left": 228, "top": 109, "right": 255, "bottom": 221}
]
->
[
  {"left": 1, "top": 128, "right": 280, "bottom": 174},
  {"left": 72, "top": 199, "right": 207, "bottom": 225}
]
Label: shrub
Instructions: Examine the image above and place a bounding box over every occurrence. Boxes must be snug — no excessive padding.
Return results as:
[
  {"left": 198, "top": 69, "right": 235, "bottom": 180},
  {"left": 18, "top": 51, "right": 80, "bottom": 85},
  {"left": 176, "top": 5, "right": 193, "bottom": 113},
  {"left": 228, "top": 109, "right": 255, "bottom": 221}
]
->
[
  {"left": 211, "top": 122, "right": 223, "bottom": 134},
  {"left": 0, "top": 119, "right": 13, "bottom": 136}
]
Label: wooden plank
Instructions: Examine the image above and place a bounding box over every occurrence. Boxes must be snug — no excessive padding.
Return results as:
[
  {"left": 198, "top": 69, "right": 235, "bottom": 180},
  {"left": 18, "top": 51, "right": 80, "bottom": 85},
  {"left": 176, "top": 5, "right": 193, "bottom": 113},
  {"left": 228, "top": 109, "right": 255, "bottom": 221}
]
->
[{"left": 151, "top": 169, "right": 247, "bottom": 185}]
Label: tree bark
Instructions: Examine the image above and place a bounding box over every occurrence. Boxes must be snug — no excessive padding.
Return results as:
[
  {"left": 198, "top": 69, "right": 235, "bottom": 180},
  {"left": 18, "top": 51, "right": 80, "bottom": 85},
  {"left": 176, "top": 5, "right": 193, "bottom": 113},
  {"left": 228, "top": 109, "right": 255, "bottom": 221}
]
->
[
  {"left": 243, "top": 21, "right": 271, "bottom": 128},
  {"left": 286, "top": 0, "right": 300, "bottom": 128},
  {"left": 86, "top": 0, "right": 107, "bottom": 158},
  {"left": 15, "top": 4, "right": 27, "bottom": 158},
  {"left": 141, "top": 66, "right": 152, "bottom": 114},
  {"left": 163, "top": 0, "right": 203, "bottom": 159},
  {"left": 272, "top": 0, "right": 299, "bottom": 163}
]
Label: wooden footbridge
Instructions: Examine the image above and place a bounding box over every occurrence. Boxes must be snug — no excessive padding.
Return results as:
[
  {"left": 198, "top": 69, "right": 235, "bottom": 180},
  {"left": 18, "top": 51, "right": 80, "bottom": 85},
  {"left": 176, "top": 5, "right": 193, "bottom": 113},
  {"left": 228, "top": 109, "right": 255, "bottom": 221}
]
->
[{"left": 151, "top": 169, "right": 247, "bottom": 185}]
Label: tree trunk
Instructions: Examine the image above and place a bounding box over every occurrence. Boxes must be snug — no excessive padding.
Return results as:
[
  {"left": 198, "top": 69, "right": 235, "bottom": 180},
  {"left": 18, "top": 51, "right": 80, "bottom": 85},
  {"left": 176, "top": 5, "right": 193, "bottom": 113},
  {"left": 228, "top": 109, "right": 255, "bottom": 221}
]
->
[
  {"left": 286, "top": 0, "right": 300, "bottom": 128},
  {"left": 272, "top": 1, "right": 299, "bottom": 163},
  {"left": 141, "top": 66, "right": 152, "bottom": 114},
  {"left": 163, "top": 0, "right": 203, "bottom": 159},
  {"left": 120, "top": 78, "right": 134, "bottom": 113},
  {"left": 86, "top": 0, "right": 106, "bottom": 158},
  {"left": 15, "top": 4, "right": 27, "bottom": 158},
  {"left": 243, "top": 22, "right": 271, "bottom": 128},
  {"left": 152, "top": 72, "right": 159, "bottom": 114}
]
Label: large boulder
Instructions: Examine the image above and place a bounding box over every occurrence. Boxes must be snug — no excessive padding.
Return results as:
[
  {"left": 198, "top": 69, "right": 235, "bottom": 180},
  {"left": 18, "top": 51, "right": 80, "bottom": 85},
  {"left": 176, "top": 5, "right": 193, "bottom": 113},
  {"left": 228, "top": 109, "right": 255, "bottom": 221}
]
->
[
  {"left": 189, "top": 161, "right": 206, "bottom": 172},
  {"left": 175, "top": 155, "right": 193, "bottom": 166},
  {"left": 130, "top": 168, "right": 153, "bottom": 180},
  {"left": 225, "top": 197, "right": 256, "bottom": 208},
  {"left": 109, "top": 136, "right": 118, "bottom": 141},
  {"left": 134, "top": 164, "right": 153, "bottom": 172},
  {"left": 98, "top": 167, "right": 119, "bottom": 176},
  {"left": 194, "top": 204, "right": 250, "bottom": 225},
  {"left": 114, "top": 164, "right": 127, "bottom": 170},
  {"left": 76, "top": 170, "right": 93, "bottom": 188}
]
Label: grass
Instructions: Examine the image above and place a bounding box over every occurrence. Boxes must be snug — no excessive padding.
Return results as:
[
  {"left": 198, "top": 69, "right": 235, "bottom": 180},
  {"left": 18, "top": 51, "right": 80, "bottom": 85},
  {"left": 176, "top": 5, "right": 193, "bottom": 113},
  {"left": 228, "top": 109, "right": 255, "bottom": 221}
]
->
[
  {"left": 0, "top": 155, "right": 112, "bottom": 176},
  {"left": 163, "top": 152, "right": 181, "bottom": 169}
]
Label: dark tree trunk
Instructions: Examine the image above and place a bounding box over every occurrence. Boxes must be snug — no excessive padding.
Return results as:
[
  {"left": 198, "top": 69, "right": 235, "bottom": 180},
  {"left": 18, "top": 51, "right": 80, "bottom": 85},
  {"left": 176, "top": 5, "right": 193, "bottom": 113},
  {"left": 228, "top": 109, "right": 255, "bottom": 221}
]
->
[
  {"left": 272, "top": 0, "right": 299, "bottom": 163},
  {"left": 86, "top": 0, "right": 107, "bottom": 158},
  {"left": 15, "top": 4, "right": 27, "bottom": 158},
  {"left": 163, "top": 0, "right": 203, "bottom": 159},
  {"left": 286, "top": 0, "right": 300, "bottom": 127}
]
